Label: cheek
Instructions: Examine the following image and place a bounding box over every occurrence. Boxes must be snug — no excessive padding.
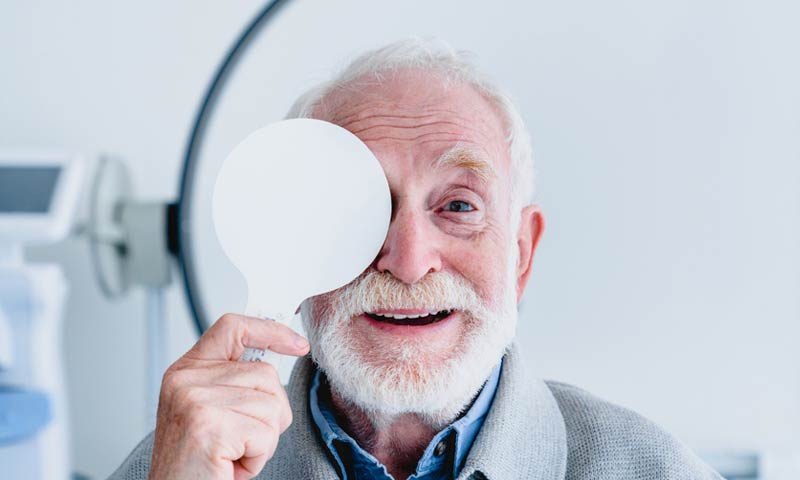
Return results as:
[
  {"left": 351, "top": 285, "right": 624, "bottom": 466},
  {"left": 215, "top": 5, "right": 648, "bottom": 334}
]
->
[
  {"left": 307, "top": 293, "right": 338, "bottom": 328},
  {"left": 448, "top": 243, "right": 510, "bottom": 306}
]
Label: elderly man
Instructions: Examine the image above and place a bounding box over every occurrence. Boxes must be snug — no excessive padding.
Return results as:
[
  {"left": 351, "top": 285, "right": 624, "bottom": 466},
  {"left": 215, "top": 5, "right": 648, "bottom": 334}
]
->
[{"left": 110, "top": 39, "right": 721, "bottom": 480}]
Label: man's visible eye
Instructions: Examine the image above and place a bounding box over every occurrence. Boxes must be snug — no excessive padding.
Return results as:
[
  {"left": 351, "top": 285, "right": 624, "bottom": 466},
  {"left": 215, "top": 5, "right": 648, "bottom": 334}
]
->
[{"left": 445, "top": 200, "right": 475, "bottom": 212}]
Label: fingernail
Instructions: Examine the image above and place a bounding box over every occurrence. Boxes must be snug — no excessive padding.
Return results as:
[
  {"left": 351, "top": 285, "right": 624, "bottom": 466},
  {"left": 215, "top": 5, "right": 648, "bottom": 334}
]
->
[{"left": 294, "top": 336, "right": 309, "bottom": 349}]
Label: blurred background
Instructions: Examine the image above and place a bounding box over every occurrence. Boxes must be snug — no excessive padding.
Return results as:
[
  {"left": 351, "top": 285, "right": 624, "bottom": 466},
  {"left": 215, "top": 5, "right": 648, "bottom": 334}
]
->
[{"left": 1, "top": 0, "right": 798, "bottom": 478}]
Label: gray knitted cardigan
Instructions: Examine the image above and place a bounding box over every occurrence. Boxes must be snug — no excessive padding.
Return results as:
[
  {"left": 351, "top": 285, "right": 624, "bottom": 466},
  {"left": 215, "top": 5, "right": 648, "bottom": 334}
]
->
[{"left": 108, "top": 345, "right": 722, "bottom": 479}]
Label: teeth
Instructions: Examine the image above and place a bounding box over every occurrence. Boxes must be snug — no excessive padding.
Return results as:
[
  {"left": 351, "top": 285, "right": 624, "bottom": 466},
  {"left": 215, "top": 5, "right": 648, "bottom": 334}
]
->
[{"left": 371, "top": 310, "right": 451, "bottom": 319}]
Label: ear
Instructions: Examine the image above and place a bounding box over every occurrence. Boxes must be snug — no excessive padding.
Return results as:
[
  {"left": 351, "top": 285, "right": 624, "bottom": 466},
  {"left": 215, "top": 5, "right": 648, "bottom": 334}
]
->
[{"left": 515, "top": 205, "right": 545, "bottom": 303}]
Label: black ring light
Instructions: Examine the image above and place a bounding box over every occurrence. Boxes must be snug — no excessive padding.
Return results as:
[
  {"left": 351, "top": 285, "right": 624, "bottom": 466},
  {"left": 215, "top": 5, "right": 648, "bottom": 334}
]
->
[{"left": 175, "top": 0, "right": 292, "bottom": 336}]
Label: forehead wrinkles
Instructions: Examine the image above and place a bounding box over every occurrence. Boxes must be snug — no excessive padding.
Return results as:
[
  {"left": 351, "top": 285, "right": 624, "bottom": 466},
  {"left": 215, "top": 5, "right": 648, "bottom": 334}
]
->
[{"left": 329, "top": 103, "right": 498, "bottom": 146}]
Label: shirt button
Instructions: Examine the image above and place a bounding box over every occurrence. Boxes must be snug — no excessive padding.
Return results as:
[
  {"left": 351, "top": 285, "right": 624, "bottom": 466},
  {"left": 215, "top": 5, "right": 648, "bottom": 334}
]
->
[{"left": 434, "top": 439, "right": 447, "bottom": 457}]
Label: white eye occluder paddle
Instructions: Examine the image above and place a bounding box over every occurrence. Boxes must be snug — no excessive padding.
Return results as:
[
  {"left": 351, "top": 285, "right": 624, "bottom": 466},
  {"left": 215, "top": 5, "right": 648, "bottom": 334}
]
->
[{"left": 212, "top": 118, "right": 391, "bottom": 368}]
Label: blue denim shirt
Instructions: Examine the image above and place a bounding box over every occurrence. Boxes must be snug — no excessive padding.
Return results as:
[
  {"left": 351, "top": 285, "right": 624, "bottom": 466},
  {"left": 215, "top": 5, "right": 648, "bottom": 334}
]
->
[{"left": 309, "top": 362, "right": 502, "bottom": 480}]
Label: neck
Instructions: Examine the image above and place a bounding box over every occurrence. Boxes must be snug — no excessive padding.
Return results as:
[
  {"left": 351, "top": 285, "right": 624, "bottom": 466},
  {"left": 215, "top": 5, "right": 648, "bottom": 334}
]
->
[{"left": 328, "top": 387, "right": 456, "bottom": 480}]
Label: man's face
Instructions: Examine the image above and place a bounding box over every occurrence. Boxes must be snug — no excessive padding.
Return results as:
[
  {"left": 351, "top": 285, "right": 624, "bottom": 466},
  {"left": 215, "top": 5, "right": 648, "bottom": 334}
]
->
[{"left": 301, "top": 69, "right": 541, "bottom": 423}]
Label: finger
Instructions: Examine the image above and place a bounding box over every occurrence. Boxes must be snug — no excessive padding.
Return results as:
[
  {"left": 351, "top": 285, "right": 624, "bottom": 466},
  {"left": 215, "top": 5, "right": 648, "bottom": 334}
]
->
[
  {"left": 177, "top": 384, "right": 287, "bottom": 433},
  {"left": 187, "top": 360, "right": 283, "bottom": 395},
  {"left": 188, "top": 313, "right": 310, "bottom": 361},
  {"left": 235, "top": 416, "right": 281, "bottom": 480},
  {"left": 208, "top": 363, "right": 293, "bottom": 429},
  {"left": 205, "top": 408, "right": 279, "bottom": 479},
  {"left": 159, "top": 361, "right": 287, "bottom": 425},
  {"left": 164, "top": 358, "right": 281, "bottom": 393},
  {"left": 209, "top": 376, "right": 292, "bottom": 433},
  {"left": 271, "top": 378, "right": 293, "bottom": 432},
  {"left": 223, "top": 388, "right": 287, "bottom": 434},
  {"left": 234, "top": 456, "right": 268, "bottom": 480}
]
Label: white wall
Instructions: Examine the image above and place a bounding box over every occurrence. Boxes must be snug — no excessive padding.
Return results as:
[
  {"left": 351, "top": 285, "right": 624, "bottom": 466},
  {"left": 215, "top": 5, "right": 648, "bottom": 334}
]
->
[
  {"left": 2, "top": 0, "right": 799, "bottom": 478},
  {"left": 1, "top": 1, "right": 265, "bottom": 477}
]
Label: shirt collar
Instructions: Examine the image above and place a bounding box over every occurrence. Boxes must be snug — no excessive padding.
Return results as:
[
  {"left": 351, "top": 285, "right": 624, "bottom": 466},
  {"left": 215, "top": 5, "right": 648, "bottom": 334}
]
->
[
  {"left": 309, "top": 362, "right": 502, "bottom": 479},
  {"left": 270, "top": 344, "right": 568, "bottom": 480}
]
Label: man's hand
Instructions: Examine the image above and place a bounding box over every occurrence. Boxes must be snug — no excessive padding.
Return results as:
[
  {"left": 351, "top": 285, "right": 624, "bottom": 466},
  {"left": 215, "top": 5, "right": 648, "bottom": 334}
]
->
[{"left": 148, "top": 314, "right": 310, "bottom": 480}]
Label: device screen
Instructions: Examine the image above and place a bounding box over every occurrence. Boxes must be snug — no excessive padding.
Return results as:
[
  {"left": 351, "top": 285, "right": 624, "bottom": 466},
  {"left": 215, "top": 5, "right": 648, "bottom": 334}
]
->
[{"left": 0, "top": 166, "right": 62, "bottom": 213}]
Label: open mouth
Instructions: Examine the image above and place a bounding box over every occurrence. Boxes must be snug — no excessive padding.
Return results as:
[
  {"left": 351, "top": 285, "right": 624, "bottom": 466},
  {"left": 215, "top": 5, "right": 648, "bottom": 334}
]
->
[{"left": 365, "top": 309, "right": 455, "bottom": 326}]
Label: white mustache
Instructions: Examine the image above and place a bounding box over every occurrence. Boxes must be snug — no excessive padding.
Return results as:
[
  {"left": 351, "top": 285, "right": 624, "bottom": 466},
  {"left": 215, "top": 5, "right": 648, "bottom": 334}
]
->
[{"left": 320, "top": 268, "right": 490, "bottom": 323}]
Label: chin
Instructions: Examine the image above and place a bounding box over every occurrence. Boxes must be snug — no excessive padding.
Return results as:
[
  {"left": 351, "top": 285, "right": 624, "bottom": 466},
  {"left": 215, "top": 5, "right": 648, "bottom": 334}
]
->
[{"left": 302, "top": 298, "right": 518, "bottom": 429}]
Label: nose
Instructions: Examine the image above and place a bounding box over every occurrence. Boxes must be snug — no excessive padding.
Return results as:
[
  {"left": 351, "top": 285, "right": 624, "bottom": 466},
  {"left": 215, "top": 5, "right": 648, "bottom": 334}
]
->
[{"left": 374, "top": 207, "right": 442, "bottom": 284}]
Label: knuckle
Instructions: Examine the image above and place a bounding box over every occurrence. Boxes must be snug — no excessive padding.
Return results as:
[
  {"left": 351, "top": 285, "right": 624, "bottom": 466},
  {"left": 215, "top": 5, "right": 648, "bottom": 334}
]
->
[
  {"left": 159, "top": 369, "right": 189, "bottom": 404},
  {"left": 258, "top": 391, "right": 291, "bottom": 433},
  {"left": 174, "top": 385, "right": 203, "bottom": 409},
  {"left": 282, "top": 408, "right": 294, "bottom": 432},
  {"left": 163, "top": 359, "right": 181, "bottom": 375},
  {"left": 203, "top": 429, "right": 237, "bottom": 461},
  {"left": 256, "top": 361, "right": 280, "bottom": 383},
  {"left": 160, "top": 368, "right": 183, "bottom": 392},
  {"left": 260, "top": 415, "right": 280, "bottom": 436},
  {"left": 280, "top": 390, "right": 293, "bottom": 430},
  {"left": 243, "top": 361, "right": 280, "bottom": 387},
  {"left": 255, "top": 397, "right": 284, "bottom": 431},
  {"left": 217, "top": 313, "right": 242, "bottom": 331}
]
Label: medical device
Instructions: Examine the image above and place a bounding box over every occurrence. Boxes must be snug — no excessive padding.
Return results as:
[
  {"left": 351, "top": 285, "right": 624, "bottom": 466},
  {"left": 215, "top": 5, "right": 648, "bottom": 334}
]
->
[{"left": 0, "top": 151, "right": 83, "bottom": 480}]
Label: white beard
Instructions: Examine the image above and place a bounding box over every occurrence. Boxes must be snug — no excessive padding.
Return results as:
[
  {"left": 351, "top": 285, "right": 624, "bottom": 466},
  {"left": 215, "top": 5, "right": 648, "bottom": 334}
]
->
[{"left": 301, "top": 246, "right": 519, "bottom": 429}]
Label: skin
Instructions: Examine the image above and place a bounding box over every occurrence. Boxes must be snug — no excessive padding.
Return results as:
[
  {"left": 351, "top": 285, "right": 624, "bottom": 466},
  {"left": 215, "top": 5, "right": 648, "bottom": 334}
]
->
[
  {"left": 149, "top": 315, "right": 309, "bottom": 480},
  {"left": 149, "top": 69, "right": 543, "bottom": 480}
]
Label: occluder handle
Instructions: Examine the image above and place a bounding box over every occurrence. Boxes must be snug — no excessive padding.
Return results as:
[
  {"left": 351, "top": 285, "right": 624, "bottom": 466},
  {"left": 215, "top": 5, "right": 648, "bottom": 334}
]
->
[
  {"left": 240, "top": 306, "right": 290, "bottom": 376},
  {"left": 240, "top": 346, "right": 282, "bottom": 366}
]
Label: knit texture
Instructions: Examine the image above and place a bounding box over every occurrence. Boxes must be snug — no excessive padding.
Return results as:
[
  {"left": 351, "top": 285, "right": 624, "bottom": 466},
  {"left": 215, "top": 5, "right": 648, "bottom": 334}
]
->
[{"left": 107, "top": 345, "right": 721, "bottom": 479}]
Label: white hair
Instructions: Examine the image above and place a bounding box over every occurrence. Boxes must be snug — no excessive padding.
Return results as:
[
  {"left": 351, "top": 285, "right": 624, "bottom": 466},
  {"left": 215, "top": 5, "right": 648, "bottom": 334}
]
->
[{"left": 287, "top": 37, "right": 536, "bottom": 219}]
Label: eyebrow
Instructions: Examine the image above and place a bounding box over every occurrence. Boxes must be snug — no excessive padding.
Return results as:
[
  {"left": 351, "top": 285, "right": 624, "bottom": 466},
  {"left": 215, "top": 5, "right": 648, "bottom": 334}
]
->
[{"left": 431, "top": 145, "right": 497, "bottom": 183}]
